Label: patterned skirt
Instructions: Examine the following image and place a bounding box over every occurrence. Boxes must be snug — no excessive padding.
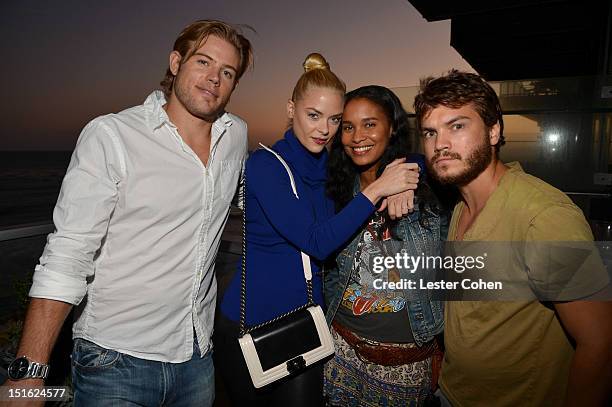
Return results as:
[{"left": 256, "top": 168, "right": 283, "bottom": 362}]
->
[{"left": 324, "top": 326, "right": 432, "bottom": 407}]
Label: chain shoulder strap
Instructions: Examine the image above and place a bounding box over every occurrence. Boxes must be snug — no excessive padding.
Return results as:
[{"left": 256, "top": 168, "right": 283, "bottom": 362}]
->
[{"left": 238, "top": 146, "right": 316, "bottom": 337}]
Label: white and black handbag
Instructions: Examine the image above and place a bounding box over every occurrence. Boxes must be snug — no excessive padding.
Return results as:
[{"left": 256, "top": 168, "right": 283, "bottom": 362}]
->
[{"left": 237, "top": 144, "right": 334, "bottom": 388}]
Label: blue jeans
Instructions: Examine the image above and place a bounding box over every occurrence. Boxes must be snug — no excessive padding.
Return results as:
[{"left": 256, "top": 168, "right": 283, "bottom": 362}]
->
[{"left": 72, "top": 338, "right": 214, "bottom": 407}]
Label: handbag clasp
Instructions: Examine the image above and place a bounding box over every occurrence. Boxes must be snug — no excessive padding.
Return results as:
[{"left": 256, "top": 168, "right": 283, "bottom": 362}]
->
[{"left": 286, "top": 356, "right": 306, "bottom": 374}]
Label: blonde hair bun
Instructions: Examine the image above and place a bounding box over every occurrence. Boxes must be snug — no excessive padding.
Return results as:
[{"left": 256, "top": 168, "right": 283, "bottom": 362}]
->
[
  {"left": 303, "top": 53, "right": 330, "bottom": 73},
  {"left": 291, "top": 52, "right": 344, "bottom": 102}
]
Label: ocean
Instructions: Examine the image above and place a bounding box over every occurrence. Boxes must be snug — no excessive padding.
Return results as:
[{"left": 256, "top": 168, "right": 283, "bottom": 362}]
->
[
  {"left": 0, "top": 151, "right": 71, "bottom": 327},
  {"left": 0, "top": 149, "right": 241, "bottom": 327},
  {"left": 0, "top": 151, "right": 72, "bottom": 228}
]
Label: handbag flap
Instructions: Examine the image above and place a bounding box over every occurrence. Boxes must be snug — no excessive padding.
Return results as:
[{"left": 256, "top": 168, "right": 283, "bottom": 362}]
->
[{"left": 251, "top": 309, "right": 322, "bottom": 371}]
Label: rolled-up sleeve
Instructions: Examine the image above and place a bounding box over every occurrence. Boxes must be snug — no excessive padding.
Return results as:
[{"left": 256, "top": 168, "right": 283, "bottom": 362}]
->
[{"left": 30, "top": 118, "right": 124, "bottom": 305}]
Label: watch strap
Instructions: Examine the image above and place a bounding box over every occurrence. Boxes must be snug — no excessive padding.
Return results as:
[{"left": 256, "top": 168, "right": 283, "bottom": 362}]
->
[{"left": 28, "top": 361, "right": 50, "bottom": 379}]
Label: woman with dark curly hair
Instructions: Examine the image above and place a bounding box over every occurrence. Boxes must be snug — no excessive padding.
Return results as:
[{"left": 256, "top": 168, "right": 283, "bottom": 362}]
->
[{"left": 324, "top": 85, "right": 446, "bottom": 407}]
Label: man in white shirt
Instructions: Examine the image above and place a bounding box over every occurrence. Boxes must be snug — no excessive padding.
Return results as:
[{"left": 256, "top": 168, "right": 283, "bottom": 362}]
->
[{"left": 4, "top": 20, "right": 253, "bottom": 406}]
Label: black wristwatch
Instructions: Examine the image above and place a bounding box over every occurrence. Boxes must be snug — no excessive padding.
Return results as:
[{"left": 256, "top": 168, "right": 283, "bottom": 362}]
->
[{"left": 7, "top": 356, "right": 50, "bottom": 380}]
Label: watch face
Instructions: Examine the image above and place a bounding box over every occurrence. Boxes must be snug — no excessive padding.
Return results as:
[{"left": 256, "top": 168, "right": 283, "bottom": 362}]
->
[{"left": 8, "top": 357, "right": 29, "bottom": 380}]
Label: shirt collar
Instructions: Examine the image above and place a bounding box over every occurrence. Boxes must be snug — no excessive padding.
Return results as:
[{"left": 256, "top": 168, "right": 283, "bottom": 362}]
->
[
  {"left": 143, "top": 90, "right": 234, "bottom": 132},
  {"left": 144, "top": 91, "right": 171, "bottom": 130}
]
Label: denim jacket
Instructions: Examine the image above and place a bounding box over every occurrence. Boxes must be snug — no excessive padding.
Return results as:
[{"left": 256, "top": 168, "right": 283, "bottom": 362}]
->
[{"left": 324, "top": 188, "right": 447, "bottom": 346}]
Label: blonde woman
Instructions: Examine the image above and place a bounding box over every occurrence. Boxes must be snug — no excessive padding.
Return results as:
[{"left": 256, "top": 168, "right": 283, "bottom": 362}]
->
[{"left": 214, "top": 54, "right": 419, "bottom": 406}]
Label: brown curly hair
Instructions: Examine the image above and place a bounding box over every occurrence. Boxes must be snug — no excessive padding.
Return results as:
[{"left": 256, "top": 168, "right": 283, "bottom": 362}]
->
[{"left": 414, "top": 70, "right": 505, "bottom": 152}]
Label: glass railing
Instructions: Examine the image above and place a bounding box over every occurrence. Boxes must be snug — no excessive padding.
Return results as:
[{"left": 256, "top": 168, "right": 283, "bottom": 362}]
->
[
  {"left": 392, "top": 75, "right": 612, "bottom": 229},
  {"left": 0, "top": 214, "right": 242, "bottom": 395}
]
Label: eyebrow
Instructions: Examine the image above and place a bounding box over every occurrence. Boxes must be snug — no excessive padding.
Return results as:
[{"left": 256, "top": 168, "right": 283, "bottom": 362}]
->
[
  {"left": 193, "top": 52, "right": 238, "bottom": 72},
  {"left": 445, "top": 115, "right": 470, "bottom": 125},
  {"left": 306, "top": 108, "right": 323, "bottom": 115},
  {"left": 305, "top": 108, "right": 342, "bottom": 118},
  {"left": 422, "top": 115, "right": 471, "bottom": 132}
]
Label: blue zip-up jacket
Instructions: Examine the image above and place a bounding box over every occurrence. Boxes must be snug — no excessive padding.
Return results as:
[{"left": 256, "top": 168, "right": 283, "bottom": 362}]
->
[
  {"left": 324, "top": 177, "right": 446, "bottom": 346},
  {"left": 221, "top": 130, "right": 376, "bottom": 326}
]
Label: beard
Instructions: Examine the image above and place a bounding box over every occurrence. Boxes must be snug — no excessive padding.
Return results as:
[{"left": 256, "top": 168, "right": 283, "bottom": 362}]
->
[
  {"left": 427, "top": 135, "right": 493, "bottom": 186},
  {"left": 173, "top": 74, "right": 229, "bottom": 122}
]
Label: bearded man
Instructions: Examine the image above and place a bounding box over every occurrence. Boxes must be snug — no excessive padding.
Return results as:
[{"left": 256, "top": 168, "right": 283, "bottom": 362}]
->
[{"left": 415, "top": 70, "right": 611, "bottom": 407}]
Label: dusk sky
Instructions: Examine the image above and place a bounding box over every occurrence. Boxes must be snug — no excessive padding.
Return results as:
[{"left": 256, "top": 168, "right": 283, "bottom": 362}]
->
[{"left": 1, "top": 0, "right": 472, "bottom": 151}]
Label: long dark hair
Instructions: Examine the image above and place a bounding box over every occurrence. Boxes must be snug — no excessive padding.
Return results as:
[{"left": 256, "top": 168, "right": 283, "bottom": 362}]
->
[{"left": 326, "top": 85, "right": 439, "bottom": 220}]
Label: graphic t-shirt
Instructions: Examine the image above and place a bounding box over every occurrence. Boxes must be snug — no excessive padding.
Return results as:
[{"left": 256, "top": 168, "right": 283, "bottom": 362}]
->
[{"left": 334, "top": 211, "right": 414, "bottom": 343}]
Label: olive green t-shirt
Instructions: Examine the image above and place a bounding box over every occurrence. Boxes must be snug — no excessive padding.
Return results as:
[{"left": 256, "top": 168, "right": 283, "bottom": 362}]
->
[{"left": 439, "top": 162, "right": 608, "bottom": 407}]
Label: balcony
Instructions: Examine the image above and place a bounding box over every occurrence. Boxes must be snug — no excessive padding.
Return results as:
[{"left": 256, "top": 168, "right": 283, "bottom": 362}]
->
[{"left": 393, "top": 74, "right": 612, "bottom": 232}]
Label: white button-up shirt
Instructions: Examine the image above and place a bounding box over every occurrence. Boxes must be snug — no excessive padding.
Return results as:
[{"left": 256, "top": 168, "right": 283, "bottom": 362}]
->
[{"left": 30, "top": 91, "right": 247, "bottom": 362}]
